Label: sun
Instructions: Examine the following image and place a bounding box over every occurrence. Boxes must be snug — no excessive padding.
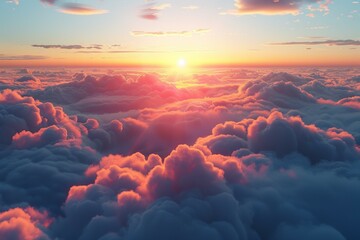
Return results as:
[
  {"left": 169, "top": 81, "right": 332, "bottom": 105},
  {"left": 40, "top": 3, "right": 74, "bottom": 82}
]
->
[{"left": 177, "top": 58, "right": 187, "bottom": 68}]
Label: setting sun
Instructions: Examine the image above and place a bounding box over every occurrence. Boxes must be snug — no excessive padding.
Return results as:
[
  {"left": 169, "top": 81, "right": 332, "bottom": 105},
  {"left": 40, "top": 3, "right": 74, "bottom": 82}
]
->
[{"left": 177, "top": 58, "right": 187, "bottom": 68}]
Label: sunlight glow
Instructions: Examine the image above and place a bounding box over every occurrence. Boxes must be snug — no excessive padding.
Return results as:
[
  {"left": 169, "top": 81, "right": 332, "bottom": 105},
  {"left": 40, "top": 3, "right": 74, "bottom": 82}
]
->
[{"left": 177, "top": 58, "right": 187, "bottom": 68}]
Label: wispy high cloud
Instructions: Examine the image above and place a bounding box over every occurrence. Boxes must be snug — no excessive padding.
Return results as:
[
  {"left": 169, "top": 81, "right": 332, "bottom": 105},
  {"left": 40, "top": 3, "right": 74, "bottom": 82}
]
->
[
  {"left": 150, "top": 3, "right": 171, "bottom": 10},
  {"left": 182, "top": 5, "right": 199, "bottom": 10},
  {"left": 131, "top": 29, "right": 210, "bottom": 37},
  {"left": 6, "top": 0, "right": 19, "bottom": 4},
  {"left": 7, "top": 0, "right": 57, "bottom": 5},
  {"left": 76, "top": 50, "right": 165, "bottom": 54},
  {"left": 32, "top": 44, "right": 103, "bottom": 50},
  {"left": 270, "top": 39, "right": 360, "bottom": 46},
  {"left": 8, "top": 1, "right": 107, "bottom": 16},
  {"left": 0, "top": 54, "right": 47, "bottom": 60},
  {"left": 58, "top": 3, "right": 108, "bottom": 15},
  {"left": 8, "top": 0, "right": 58, "bottom": 6}
]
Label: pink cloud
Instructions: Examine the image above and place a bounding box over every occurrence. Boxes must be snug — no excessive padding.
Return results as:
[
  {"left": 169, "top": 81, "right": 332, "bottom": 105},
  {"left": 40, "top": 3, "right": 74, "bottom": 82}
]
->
[
  {"left": 58, "top": 3, "right": 108, "bottom": 15},
  {"left": 226, "top": 0, "right": 330, "bottom": 15},
  {"left": 140, "top": 2, "right": 171, "bottom": 20},
  {"left": 12, "top": 125, "right": 68, "bottom": 149},
  {"left": 0, "top": 207, "right": 51, "bottom": 240}
]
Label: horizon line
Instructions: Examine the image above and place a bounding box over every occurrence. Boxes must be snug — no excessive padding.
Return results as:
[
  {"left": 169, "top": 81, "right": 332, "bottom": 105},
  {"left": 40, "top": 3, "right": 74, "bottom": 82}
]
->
[{"left": 1, "top": 63, "right": 359, "bottom": 68}]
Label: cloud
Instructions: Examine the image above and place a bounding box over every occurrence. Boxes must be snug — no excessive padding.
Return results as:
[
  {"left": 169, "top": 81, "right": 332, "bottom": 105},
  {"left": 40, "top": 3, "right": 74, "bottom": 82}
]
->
[
  {"left": 0, "top": 54, "right": 47, "bottom": 61},
  {"left": 0, "top": 207, "right": 51, "bottom": 240},
  {"left": 6, "top": 0, "right": 19, "bottom": 5},
  {"left": 7, "top": 0, "right": 57, "bottom": 6},
  {"left": 247, "top": 111, "right": 358, "bottom": 161},
  {"left": 40, "top": 0, "right": 57, "bottom": 5},
  {"left": 304, "top": 80, "right": 358, "bottom": 101},
  {"left": 58, "top": 3, "right": 108, "bottom": 15},
  {"left": 0, "top": 89, "right": 84, "bottom": 146},
  {"left": 131, "top": 29, "right": 210, "bottom": 37},
  {"left": 76, "top": 49, "right": 208, "bottom": 54},
  {"left": 16, "top": 69, "right": 32, "bottom": 74},
  {"left": 337, "top": 96, "right": 360, "bottom": 109},
  {"left": 52, "top": 111, "right": 360, "bottom": 239},
  {"left": 32, "top": 44, "right": 103, "bottom": 50},
  {"left": 140, "top": 2, "right": 171, "bottom": 20},
  {"left": 140, "top": 10, "right": 158, "bottom": 20},
  {"left": 77, "top": 50, "right": 166, "bottom": 54},
  {"left": 32, "top": 45, "right": 206, "bottom": 54},
  {"left": 182, "top": 5, "right": 199, "bottom": 10},
  {"left": 307, "top": 13, "right": 315, "bottom": 17},
  {"left": 270, "top": 39, "right": 360, "bottom": 46},
  {"left": 307, "top": 0, "right": 332, "bottom": 15},
  {"left": 8, "top": 0, "right": 107, "bottom": 16},
  {"left": 12, "top": 125, "right": 68, "bottom": 149},
  {"left": 15, "top": 75, "right": 41, "bottom": 84},
  {"left": 241, "top": 73, "right": 317, "bottom": 108},
  {"left": 150, "top": 3, "right": 171, "bottom": 11},
  {"left": 225, "top": 0, "right": 330, "bottom": 15},
  {"left": 0, "top": 89, "right": 98, "bottom": 214}
]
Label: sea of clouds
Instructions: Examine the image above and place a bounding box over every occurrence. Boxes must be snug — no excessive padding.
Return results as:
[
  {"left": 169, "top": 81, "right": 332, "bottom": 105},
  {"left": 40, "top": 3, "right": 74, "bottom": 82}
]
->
[{"left": 0, "top": 67, "right": 359, "bottom": 240}]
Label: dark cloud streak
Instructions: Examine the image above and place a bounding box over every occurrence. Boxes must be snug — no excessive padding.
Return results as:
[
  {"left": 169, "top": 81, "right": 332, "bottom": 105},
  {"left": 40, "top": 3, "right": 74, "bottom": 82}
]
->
[
  {"left": 270, "top": 39, "right": 360, "bottom": 46},
  {"left": 32, "top": 44, "right": 103, "bottom": 50}
]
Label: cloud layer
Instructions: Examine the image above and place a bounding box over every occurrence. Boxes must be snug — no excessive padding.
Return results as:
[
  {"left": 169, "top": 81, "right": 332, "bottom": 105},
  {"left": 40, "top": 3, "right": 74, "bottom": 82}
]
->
[{"left": 0, "top": 67, "right": 359, "bottom": 239}]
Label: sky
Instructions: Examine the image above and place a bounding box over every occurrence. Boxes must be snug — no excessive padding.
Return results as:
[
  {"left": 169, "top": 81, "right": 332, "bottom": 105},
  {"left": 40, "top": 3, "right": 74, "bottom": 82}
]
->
[{"left": 0, "top": 0, "right": 359, "bottom": 67}]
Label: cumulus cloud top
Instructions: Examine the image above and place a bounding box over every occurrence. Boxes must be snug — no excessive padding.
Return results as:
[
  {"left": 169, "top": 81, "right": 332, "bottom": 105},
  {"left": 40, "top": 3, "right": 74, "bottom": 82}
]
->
[
  {"left": 0, "top": 207, "right": 51, "bottom": 240},
  {"left": 15, "top": 75, "right": 41, "bottom": 85}
]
